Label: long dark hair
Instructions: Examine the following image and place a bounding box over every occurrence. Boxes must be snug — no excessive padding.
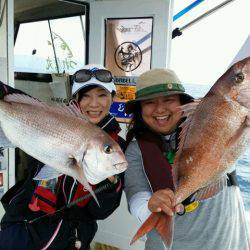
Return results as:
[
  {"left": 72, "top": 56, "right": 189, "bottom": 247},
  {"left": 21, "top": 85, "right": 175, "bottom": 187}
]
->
[
  {"left": 125, "top": 102, "right": 146, "bottom": 148},
  {"left": 125, "top": 94, "right": 193, "bottom": 148}
]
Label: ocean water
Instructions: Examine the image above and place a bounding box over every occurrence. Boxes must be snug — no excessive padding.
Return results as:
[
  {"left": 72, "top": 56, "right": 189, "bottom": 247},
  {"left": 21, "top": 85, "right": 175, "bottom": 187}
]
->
[{"left": 184, "top": 83, "right": 250, "bottom": 211}]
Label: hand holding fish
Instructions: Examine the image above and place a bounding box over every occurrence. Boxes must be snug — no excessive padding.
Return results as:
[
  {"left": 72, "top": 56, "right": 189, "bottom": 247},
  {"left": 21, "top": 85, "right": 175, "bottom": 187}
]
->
[
  {"left": 148, "top": 189, "right": 184, "bottom": 216},
  {"left": 0, "top": 89, "right": 127, "bottom": 205},
  {"left": 131, "top": 57, "right": 250, "bottom": 247}
]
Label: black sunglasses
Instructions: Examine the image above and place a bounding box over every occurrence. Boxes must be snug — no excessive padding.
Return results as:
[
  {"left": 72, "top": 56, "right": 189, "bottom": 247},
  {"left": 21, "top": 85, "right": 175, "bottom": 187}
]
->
[{"left": 73, "top": 69, "right": 113, "bottom": 83}]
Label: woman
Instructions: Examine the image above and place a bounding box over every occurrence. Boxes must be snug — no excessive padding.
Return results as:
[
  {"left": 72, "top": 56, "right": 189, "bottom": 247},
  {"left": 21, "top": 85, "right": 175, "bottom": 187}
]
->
[
  {"left": 0, "top": 64, "right": 125, "bottom": 250},
  {"left": 124, "top": 68, "right": 250, "bottom": 250}
]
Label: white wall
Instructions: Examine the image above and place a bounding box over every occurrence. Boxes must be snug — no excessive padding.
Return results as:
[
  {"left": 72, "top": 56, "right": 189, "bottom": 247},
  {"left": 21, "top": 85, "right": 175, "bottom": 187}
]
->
[{"left": 94, "top": 194, "right": 145, "bottom": 250}]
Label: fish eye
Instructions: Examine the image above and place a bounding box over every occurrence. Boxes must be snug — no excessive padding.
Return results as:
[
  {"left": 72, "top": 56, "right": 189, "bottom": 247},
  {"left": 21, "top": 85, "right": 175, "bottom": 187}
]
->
[
  {"left": 233, "top": 73, "right": 244, "bottom": 83},
  {"left": 103, "top": 144, "right": 113, "bottom": 154}
]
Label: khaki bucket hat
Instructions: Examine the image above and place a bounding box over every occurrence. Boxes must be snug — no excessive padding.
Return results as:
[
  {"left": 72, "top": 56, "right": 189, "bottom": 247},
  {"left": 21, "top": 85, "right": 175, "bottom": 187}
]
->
[{"left": 125, "top": 68, "right": 193, "bottom": 114}]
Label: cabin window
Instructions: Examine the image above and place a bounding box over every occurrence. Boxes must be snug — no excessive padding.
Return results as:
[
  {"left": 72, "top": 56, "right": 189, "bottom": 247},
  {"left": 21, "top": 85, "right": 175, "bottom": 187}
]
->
[{"left": 14, "top": 15, "right": 86, "bottom": 74}]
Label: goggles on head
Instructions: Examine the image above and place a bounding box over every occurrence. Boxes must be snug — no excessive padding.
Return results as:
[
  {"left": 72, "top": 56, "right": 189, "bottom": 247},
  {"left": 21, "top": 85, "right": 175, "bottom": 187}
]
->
[{"left": 73, "top": 69, "right": 113, "bottom": 83}]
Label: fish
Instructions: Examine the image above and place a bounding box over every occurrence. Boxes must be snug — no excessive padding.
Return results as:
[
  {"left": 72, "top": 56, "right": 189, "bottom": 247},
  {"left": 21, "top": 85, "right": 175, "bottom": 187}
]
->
[
  {"left": 0, "top": 94, "right": 127, "bottom": 203},
  {"left": 131, "top": 56, "right": 250, "bottom": 247}
]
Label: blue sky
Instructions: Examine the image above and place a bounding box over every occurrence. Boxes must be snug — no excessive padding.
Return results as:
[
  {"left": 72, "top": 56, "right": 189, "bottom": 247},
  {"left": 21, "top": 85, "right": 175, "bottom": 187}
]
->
[{"left": 171, "top": 0, "right": 250, "bottom": 85}]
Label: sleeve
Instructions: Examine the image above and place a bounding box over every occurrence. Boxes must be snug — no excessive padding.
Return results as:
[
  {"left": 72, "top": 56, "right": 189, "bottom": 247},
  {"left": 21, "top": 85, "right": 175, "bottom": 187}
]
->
[
  {"left": 124, "top": 140, "right": 152, "bottom": 223},
  {"left": 84, "top": 174, "right": 123, "bottom": 220}
]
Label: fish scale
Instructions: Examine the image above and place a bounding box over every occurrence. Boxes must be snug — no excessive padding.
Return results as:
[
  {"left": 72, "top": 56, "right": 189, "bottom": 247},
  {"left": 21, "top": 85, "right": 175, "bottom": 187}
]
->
[
  {"left": 2, "top": 103, "right": 87, "bottom": 145},
  {"left": 0, "top": 94, "right": 127, "bottom": 188},
  {"left": 176, "top": 85, "right": 248, "bottom": 203}
]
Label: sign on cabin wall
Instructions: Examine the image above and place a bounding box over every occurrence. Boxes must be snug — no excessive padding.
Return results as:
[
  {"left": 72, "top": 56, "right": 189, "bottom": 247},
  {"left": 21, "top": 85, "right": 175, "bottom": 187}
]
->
[
  {"left": 105, "top": 17, "right": 153, "bottom": 123},
  {"left": 14, "top": 74, "right": 71, "bottom": 104},
  {"left": 110, "top": 76, "right": 137, "bottom": 123}
]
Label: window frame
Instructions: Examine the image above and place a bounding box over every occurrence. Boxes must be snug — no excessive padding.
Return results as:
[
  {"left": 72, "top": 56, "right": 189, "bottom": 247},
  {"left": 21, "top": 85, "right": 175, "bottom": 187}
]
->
[{"left": 14, "top": 1, "right": 89, "bottom": 79}]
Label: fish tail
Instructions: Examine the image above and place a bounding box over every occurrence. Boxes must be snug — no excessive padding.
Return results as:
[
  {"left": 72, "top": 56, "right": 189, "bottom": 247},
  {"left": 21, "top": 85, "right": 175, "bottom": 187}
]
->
[{"left": 130, "top": 212, "right": 174, "bottom": 247}]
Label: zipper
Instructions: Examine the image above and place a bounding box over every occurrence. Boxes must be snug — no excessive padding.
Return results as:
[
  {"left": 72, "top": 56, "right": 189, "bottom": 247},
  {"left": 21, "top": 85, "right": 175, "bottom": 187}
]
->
[
  {"left": 9, "top": 189, "right": 25, "bottom": 204},
  {"left": 138, "top": 142, "right": 153, "bottom": 193}
]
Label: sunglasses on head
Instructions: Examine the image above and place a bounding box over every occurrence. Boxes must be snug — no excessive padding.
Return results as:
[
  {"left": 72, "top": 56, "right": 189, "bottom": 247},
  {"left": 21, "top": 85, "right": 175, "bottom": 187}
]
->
[{"left": 73, "top": 69, "right": 113, "bottom": 83}]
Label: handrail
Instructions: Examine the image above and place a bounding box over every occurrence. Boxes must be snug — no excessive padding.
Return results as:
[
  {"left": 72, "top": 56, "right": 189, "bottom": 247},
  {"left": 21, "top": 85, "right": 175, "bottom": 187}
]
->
[{"left": 173, "top": 0, "right": 236, "bottom": 38}]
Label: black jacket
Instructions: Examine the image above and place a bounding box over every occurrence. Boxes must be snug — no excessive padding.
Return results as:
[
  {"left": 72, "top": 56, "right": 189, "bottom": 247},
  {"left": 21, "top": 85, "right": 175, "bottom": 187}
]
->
[{"left": 0, "top": 82, "right": 125, "bottom": 250}]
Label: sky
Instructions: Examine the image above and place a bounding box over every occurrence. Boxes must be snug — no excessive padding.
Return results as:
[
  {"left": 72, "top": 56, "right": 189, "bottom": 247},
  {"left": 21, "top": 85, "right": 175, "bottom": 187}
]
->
[{"left": 170, "top": 0, "right": 250, "bottom": 86}]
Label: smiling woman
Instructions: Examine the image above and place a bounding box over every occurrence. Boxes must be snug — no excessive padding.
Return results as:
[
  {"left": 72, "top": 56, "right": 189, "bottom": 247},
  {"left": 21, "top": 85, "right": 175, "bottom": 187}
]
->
[
  {"left": 141, "top": 95, "right": 182, "bottom": 134},
  {"left": 72, "top": 65, "right": 116, "bottom": 125},
  {"left": 0, "top": 64, "right": 126, "bottom": 250},
  {"left": 124, "top": 68, "right": 250, "bottom": 250},
  {"left": 78, "top": 87, "right": 113, "bottom": 124}
]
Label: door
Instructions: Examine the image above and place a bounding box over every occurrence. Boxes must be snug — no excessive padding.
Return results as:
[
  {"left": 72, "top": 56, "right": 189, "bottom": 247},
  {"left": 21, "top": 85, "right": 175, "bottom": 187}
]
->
[{"left": 0, "top": 0, "right": 14, "bottom": 218}]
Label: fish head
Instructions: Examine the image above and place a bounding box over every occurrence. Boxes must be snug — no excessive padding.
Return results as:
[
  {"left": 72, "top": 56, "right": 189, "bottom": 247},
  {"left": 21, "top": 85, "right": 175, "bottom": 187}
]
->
[
  {"left": 213, "top": 57, "right": 250, "bottom": 108},
  {"left": 81, "top": 133, "right": 127, "bottom": 185}
]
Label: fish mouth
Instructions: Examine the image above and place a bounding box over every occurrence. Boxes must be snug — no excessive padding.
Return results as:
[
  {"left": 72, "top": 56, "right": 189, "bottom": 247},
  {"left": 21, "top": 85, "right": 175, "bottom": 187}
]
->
[
  {"left": 84, "top": 162, "right": 127, "bottom": 185},
  {"left": 113, "top": 162, "right": 128, "bottom": 171}
]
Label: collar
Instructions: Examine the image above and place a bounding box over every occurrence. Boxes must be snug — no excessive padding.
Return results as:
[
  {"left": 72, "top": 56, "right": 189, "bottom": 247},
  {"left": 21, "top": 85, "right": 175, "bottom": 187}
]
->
[
  {"left": 161, "top": 130, "right": 178, "bottom": 152},
  {"left": 137, "top": 127, "right": 180, "bottom": 153}
]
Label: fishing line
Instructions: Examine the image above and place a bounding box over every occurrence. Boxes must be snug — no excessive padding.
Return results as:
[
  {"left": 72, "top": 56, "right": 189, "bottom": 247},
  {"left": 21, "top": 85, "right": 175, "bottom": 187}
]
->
[
  {"left": 101, "top": 116, "right": 115, "bottom": 129},
  {"left": 27, "top": 179, "right": 117, "bottom": 224},
  {"left": 42, "top": 177, "right": 77, "bottom": 250}
]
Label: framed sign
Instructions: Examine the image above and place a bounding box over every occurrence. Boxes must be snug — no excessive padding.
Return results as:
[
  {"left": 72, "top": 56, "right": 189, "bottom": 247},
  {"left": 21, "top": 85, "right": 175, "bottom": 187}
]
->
[
  {"left": 105, "top": 17, "right": 153, "bottom": 122},
  {"left": 109, "top": 76, "right": 137, "bottom": 123}
]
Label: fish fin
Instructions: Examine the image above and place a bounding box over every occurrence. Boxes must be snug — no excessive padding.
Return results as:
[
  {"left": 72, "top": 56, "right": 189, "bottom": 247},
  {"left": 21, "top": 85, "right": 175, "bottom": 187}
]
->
[
  {"left": 247, "top": 113, "right": 250, "bottom": 126},
  {"left": 227, "top": 116, "right": 249, "bottom": 147},
  {"left": 155, "top": 213, "right": 174, "bottom": 248},
  {"left": 4, "top": 94, "right": 88, "bottom": 121},
  {"left": 237, "top": 88, "right": 250, "bottom": 109},
  {"left": 131, "top": 213, "right": 161, "bottom": 245},
  {"left": 193, "top": 176, "right": 227, "bottom": 201},
  {"left": 4, "top": 94, "right": 47, "bottom": 107},
  {"left": 177, "top": 99, "right": 202, "bottom": 151},
  {"left": 80, "top": 169, "right": 100, "bottom": 207},
  {"left": 131, "top": 213, "right": 174, "bottom": 248},
  {"left": 58, "top": 101, "right": 88, "bottom": 121},
  {"left": 177, "top": 98, "right": 202, "bottom": 117},
  {"left": 33, "top": 165, "right": 63, "bottom": 180},
  {"left": 173, "top": 100, "right": 201, "bottom": 184},
  {"left": 72, "top": 158, "right": 100, "bottom": 207}
]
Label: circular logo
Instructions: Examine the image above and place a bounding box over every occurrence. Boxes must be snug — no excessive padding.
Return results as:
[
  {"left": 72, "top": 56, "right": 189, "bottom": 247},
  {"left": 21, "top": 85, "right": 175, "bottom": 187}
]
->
[
  {"left": 167, "top": 83, "right": 173, "bottom": 89},
  {"left": 114, "top": 42, "right": 142, "bottom": 72}
]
